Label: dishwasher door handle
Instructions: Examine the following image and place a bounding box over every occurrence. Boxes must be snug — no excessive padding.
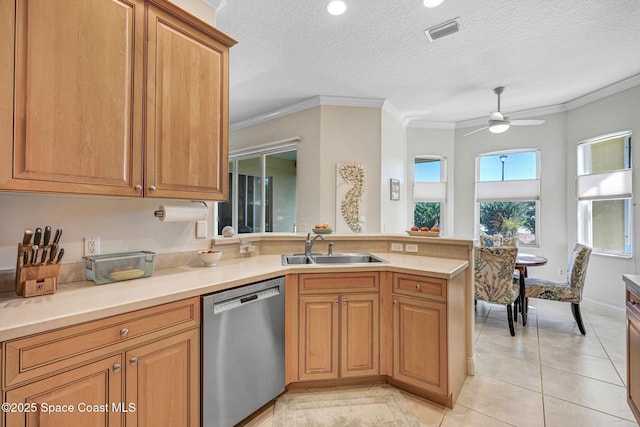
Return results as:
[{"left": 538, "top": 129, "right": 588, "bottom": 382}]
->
[
  {"left": 240, "top": 294, "right": 258, "bottom": 304},
  {"left": 213, "top": 286, "right": 281, "bottom": 315}
]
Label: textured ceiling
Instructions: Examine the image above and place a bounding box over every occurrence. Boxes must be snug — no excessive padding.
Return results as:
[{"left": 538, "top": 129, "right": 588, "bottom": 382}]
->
[{"left": 215, "top": 0, "right": 640, "bottom": 127}]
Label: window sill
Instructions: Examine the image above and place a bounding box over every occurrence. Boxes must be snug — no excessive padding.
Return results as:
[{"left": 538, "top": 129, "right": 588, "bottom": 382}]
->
[{"left": 592, "top": 251, "right": 633, "bottom": 260}]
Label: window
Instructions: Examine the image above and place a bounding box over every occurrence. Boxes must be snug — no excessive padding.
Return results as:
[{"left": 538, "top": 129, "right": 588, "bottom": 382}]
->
[
  {"left": 217, "top": 139, "right": 298, "bottom": 234},
  {"left": 476, "top": 151, "right": 540, "bottom": 245},
  {"left": 577, "top": 131, "right": 632, "bottom": 256},
  {"left": 413, "top": 157, "right": 446, "bottom": 230}
]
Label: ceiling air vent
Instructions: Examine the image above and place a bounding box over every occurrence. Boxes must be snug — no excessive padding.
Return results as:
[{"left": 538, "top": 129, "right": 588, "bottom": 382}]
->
[{"left": 424, "top": 17, "right": 462, "bottom": 42}]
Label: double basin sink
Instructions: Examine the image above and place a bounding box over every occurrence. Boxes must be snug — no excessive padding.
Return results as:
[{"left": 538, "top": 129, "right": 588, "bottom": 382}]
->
[{"left": 281, "top": 253, "right": 388, "bottom": 265}]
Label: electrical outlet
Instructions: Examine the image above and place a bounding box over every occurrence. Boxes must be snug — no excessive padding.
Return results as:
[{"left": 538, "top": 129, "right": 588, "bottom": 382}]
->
[
  {"left": 84, "top": 236, "right": 100, "bottom": 256},
  {"left": 405, "top": 244, "right": 419, "bottom": 253},
  {"left": 196, "top": 221, "right": 207, "bottom": 239},
  {"left": 391, "top": 243, "right": 403, "bottom": 252}
]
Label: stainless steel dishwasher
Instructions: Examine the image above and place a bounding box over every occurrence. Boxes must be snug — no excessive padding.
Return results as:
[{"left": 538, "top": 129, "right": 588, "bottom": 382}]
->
[{"left": 202, "top": 277, "right": 285, "bottom": 427}]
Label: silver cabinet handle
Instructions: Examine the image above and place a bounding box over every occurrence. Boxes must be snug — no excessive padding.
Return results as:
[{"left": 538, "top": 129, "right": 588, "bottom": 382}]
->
[
  {"left": 334, "top": 300, "right": 339, "bottom": 304},
  {"left": 149, "top": 185, "right": 157, "bottom": 191},
  {"left": 393, "top": 300, "right": 397, "bottom": 305},
  {"left": 134, "top": 184, "right": 142, "bottom": 191},
  {"left": 130, "top": 357, "right": 138, "bottom": 365},
  {"left": 113, "top": 364, "right": 121, "bottom": 372},
  {"left": 416, "top": 284, "right": 421, "bottom": 290},
  {"left": 120, "top": 328, "right": 129, "bottom": 337},
  {"left": 343, "top": 300, "right": 348, "bottom": 304}
]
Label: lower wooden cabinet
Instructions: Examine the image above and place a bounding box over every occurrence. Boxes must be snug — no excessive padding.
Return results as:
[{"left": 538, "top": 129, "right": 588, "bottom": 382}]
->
[
  {"left": 2, "top": 298, "right": 200, "bottom": 427},
  {"left": 627, "top": 286, "right": 640, "bottom": 423},
  {"left": 5, "top": 355, "right": 124, "bottom": 427},
  {"left": 392, "top": 294, "right": 447, "bottom": 395},
  {"left": 125, "top": 328, "right": 200, "bottom": 427},
  {"left": 298, "top": 292, "right": 379, "bottom": 381}
]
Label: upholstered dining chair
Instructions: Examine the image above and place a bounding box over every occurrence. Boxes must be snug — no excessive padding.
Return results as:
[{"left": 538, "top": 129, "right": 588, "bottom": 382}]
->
[
  {"left": 521, "top": 243, "right": 592, "bottom": 335},
  {"left": 474, "top": 246, "right": 520, "bottom": 336}
]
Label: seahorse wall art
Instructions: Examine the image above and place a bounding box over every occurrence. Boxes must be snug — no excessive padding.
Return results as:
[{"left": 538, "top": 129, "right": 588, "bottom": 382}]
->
[{"left": 339, "top": 161, "right": 366, "bottom": 233}]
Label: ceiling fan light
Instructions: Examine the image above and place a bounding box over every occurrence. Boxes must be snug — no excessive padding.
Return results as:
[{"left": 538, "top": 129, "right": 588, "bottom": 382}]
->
[
  {"left": 327, "top": 0, "right": 346, "bottom": 15},
  {"left": 489, "top": 121, "right": 510, "bottom": 133},
  {"left": 423, "top": 0, "right": 444, "bottom": 8}
]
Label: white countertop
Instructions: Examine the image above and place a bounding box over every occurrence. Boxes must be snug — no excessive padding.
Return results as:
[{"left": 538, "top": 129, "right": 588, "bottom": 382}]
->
[{"left": 0, "top": 252, "right": 468, "bottom": 342}]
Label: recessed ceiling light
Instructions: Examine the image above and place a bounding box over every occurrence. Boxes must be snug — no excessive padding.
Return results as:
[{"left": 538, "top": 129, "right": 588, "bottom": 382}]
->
[
  {"left": 423, "top": 0, "right": 444, "bottom": 8},
  {"left": 327, "top": 1, "right": 346, "bottom": 15}
]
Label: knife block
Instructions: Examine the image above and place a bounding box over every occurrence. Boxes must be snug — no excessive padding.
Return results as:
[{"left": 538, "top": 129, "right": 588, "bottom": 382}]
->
[{"left": 15, "top": 243, "right": 61, "bottom": 297}]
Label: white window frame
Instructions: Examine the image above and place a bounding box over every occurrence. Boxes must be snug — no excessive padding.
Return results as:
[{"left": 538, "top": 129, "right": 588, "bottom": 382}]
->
[
  {"left": 412, "top": 156, "right": 448, "bottom": 232},
  {"left": 475, "top": 149, "right": 541, "bottom": 246},
  {"left": 576, "top": 131, "right": 633, "bottom": 257},
  {"left": 215, "top": 137, "right": 299, "bottom": 235}
]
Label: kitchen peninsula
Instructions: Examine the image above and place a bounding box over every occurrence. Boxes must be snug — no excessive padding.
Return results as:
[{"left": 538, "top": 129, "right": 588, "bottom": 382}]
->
[{"left": 0, "top": 234, "right": 473, "bottom": 425}]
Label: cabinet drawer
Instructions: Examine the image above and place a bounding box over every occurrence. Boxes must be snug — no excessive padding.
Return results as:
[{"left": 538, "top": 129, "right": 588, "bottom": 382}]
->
[
  {"left": 299, "top": 272, "right": 379, "bottom": 294},
  {"left": 3, "top": 297, "right": 199, "bottom": 389},
  {"left": 393, "top": 273, "right": 446, "bottom": 302}
]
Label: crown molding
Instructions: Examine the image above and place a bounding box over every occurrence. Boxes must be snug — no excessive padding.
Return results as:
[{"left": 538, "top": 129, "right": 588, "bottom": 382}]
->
[
  {"left": 230, "top": 96, "right": 385, "bottom": 131},
  {"left": 565, "top": 73, "right": 640, "bottom": 110},
  {"left": 231, "top": 74, "right": 640, "bottom": 132}
]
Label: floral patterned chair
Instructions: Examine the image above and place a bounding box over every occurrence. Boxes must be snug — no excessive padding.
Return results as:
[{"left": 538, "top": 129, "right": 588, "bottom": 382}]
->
[
  {"left": 474, "top": 246, "right": 520, "bottom": 336},
  {"left": 522, "top": 243, "right": 592, "bottom": 335}
]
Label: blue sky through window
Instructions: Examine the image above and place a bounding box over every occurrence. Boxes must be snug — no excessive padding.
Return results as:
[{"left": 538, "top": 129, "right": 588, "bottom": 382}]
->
[
  {"left": 415, "top": 159, "right": 441, "bottom": 182},
  {"left": 479, "top": 152, "right": 537, "bottom": 181}
]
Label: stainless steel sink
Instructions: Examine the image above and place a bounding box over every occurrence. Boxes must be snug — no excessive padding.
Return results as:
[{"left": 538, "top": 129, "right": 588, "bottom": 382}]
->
[{"left": 281, "top": 253, "right": 388, "bottom": 265}]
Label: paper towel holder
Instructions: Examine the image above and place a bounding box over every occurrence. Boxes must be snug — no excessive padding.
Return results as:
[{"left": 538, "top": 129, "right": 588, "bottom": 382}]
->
[{"left": 154, "top": 201, "right": 208, "bottom": 220}]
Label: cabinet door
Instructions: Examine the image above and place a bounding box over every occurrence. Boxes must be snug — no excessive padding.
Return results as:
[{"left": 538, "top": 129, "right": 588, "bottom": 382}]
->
[
  {"left": 299, "top": 294, "right": 340, "bottom": 381},
  {"left": 341, "top": 293, "right": 379, "bottom": 378},
  {"left": 628, "top": 301, "right": 640, "bottom": 422},
  {"left": 145, "top": 4, "right": 233, "bottom": 200},
  {"left": 1, "top": 0, "right": 144, "bottom": 196},
  {"left": 4, "top": 354, "right": 123, "bottom": 427},
  {"left": 125, "top": 328, "right": 200, "bottom": 427},
  {"left": 393, "top": 295, "right": 447, "bottom": 396}
]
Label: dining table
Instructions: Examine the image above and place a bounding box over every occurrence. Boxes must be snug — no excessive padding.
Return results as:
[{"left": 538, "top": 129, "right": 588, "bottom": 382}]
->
[{"left": 515, "top": 253, "right": 548, "bottom": 325}]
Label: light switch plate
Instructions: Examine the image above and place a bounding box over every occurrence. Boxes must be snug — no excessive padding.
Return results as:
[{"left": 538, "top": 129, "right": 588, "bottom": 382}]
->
[
  {"left": 405, "top": 244, "right": 419, "bottom": 253},
  {"left": 391, "top": 243, "right": 403, "bottom": 251},
  {"left": 196, "top": 221, "right": 207, "bottom": 239}
]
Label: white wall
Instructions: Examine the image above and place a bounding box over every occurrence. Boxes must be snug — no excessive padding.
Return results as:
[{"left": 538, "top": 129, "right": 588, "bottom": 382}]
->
[
  {"left": 320, "top": 106, "right": 382, "bottom": 233},
  {"left": 453, "top": 112, "right": 569, "bottom": 282},
  {"left": 380, "top": 108, "right": 408, "bottom": 233},
  {"left": 230, "top": 107, "right": 322, "bottom": 232},
  {"left": 0, "top": 193, "right": 215, "bottom": 270},
  {"left": 566, "top": 85, "right": 640, "bottom": 308},
  {"left": 406, "top": 127, "right": 456, "bottom": 236}
]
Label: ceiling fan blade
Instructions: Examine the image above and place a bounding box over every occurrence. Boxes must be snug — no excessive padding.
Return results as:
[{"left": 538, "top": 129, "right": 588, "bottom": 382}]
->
[
  {"left": 464, "top": 126, "right": 489, "bottom": 136},
  {"left": 489, "top": 111, "right": 504, "bottom": 121},
  {"left": 510, "top": 119, "right": 545, "bottom": 126}
]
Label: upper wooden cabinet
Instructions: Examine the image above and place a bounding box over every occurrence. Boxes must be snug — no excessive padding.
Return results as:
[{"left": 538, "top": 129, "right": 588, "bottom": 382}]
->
[{"left": 0, "top": 0, "right": 236, "bottom": 200}]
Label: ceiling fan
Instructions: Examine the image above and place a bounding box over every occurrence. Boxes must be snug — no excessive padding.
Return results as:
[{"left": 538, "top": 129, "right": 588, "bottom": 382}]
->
[{"left": 464, "top": 87, "right": 545, "bottom": 136}]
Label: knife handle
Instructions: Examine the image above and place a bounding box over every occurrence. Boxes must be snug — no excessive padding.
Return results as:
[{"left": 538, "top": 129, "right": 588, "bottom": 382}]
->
[
  {"left": 49, "top": 245, "right": 58, "bottom": 264},
  {"left": 56, "top": 248, "right": 64, "bottom": 264},
  {"left": 53, "top": 229, "right": 62, "bottom": 245},
  {"left": 31, "top": 245, "right": 39, "bottom": 265},
  {"left": 43, "top": 226, "right": 52, "bottom": 246},
  {"left": 40, "top": 246, "right": 48, "bottom": 264},
  {"left": 22, "top": 229, "right": 33, "bottom": 245},
  {"left": 34, "top": 228, "right": 42, "bottom": 246},
  {"left": 22, "top": 250, "right": 29, "bottom": 267}
]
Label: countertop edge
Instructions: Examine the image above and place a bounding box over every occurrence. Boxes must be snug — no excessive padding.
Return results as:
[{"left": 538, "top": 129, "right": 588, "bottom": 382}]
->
[
  {"left": 0, "top": 253, "right": 468, "bottom": 342},
  {"left": 623, "top": 274, "right": 640, "bottom": 296}
]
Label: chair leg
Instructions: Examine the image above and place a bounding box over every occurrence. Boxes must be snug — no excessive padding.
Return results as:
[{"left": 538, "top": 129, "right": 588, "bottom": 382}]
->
[
  {"left": 571, "top": 303, "right": 586, "bottom": 335},
  {"left": 513, "top": 298, "right": 519, "bottom": 322},
  {"left": 507, "top": 304, "right": 515, "bottom": 336}
]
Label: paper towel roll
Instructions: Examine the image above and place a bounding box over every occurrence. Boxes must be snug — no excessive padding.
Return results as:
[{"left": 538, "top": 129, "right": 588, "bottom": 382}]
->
[{"left": 156, "top": 202, "right": 208, "bottom": 222}]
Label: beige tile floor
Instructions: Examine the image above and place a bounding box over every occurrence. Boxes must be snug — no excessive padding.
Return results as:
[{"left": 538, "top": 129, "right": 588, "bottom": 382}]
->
[{"left": 246, "top": 299, "right": 637, "bottom": 426}]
